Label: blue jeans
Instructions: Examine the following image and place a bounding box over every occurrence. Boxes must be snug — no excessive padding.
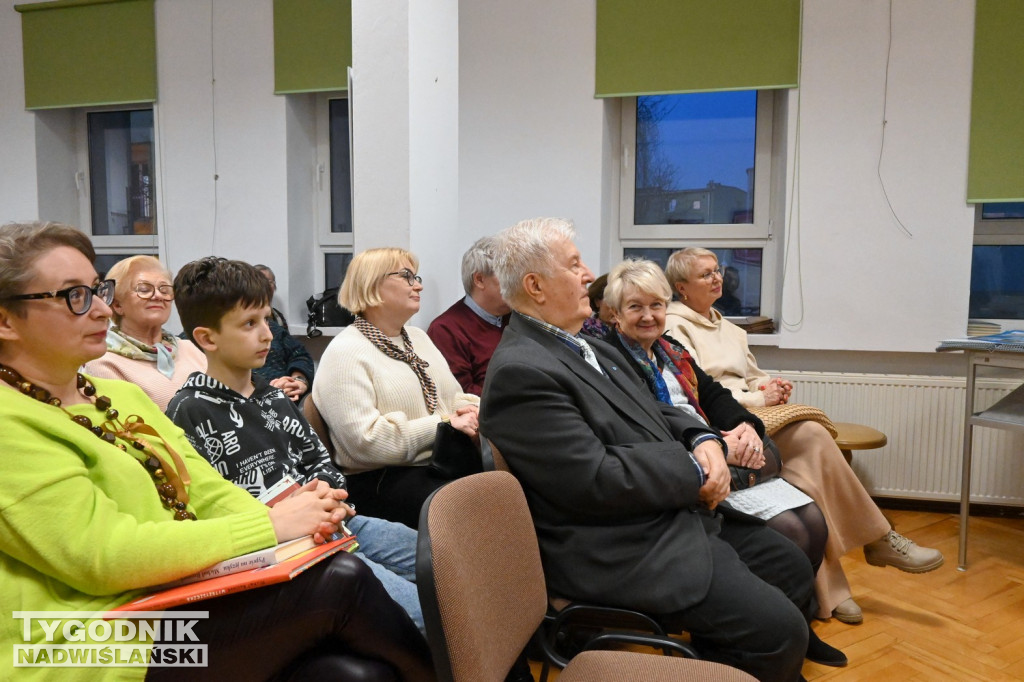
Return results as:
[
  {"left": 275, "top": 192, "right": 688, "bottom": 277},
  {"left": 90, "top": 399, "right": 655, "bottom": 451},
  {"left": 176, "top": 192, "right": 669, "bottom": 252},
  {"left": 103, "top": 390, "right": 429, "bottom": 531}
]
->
[{"left": 347, "top": 515, "right": 423, "bottom": 632}]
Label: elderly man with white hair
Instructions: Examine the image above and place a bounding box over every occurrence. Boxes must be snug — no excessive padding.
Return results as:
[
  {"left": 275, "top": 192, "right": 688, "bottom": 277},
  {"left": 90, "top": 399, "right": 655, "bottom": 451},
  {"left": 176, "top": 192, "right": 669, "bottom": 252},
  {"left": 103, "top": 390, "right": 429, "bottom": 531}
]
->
[
  {"left": 427, "top": 236, "right": 511, "bottom": 395},
  {"left": 479, "top": 217, "right": 845, "bottom": 682}
]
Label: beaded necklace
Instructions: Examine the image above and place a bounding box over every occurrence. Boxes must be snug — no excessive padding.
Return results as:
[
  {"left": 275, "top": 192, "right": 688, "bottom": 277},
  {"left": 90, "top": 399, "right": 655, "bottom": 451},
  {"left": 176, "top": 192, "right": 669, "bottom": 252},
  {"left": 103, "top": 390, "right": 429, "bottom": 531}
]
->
[{"left": 0, "top": 363, "right": 197, "bottom": 521}]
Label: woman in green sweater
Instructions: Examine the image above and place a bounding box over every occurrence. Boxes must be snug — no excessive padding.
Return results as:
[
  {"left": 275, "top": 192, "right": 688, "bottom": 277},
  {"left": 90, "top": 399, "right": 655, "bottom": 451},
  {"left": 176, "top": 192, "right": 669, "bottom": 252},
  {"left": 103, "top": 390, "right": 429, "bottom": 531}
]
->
[{"left": 0, "top": 222, "right": 433, "bottom": 682}]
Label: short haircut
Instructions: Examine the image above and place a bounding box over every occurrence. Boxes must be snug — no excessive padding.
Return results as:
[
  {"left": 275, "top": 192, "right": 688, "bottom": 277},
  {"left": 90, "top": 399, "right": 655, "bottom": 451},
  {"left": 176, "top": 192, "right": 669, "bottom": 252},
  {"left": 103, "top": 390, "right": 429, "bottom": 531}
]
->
[
  {"left": 665, "top": 247, "right": 718, "bottom": 288},
  {"left": 492, "top": 217, "right": 576, "bottom": 305},
  {"left": 603, "top": 259, "right": 673, "bottom": 311},
  {"left": 337, "top": 248, "right": 418, "bottom": 315},
  {"left": 173, "top": 257, "right": 272, "bottom": 344},
  {"left": 587, "top": 273, "right": 609, "bottom": 312},
  {"left": 460, "top": 236, "right": 498, "bottom": 295},
  {"left": 0, "top": 221, "right": 95, "bottom": 316},
  {"left": 105, "top": 255, "right": 172, "bottom": 325}
]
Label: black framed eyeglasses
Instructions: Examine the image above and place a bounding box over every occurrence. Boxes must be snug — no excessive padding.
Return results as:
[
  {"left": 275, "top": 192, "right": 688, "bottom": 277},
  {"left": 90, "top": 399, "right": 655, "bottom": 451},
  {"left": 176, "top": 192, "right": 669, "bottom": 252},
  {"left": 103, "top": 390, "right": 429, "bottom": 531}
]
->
[
  {"left": 133, "top": 281, "right": 175, "bottom": 300},
  {"left": 2, "top": 279, "right": 116, "bottom": 316},
  {"left": 385, "top": 269, "right": 423, "bottom": 286}
]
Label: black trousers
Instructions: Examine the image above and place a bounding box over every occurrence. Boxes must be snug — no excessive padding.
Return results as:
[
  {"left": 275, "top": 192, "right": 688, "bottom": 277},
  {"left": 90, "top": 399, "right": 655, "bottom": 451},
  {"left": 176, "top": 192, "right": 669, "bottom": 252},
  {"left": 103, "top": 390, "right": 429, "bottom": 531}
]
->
[
  {"left": 345, "top": 466, "right": 448, "bottom": 530},
  {"left": 663, "top": 520, "right": 815, "bottom": 682},
  {"left": 147, "top": 552, "right": 434, "bottom": 682}
]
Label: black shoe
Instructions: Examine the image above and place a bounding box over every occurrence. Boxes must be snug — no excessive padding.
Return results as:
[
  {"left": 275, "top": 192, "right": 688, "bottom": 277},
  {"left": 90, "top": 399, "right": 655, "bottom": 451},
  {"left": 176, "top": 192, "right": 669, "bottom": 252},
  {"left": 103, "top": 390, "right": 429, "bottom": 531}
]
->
[{"left": 806, "top": 629, "right": 847, "bottom": 667}]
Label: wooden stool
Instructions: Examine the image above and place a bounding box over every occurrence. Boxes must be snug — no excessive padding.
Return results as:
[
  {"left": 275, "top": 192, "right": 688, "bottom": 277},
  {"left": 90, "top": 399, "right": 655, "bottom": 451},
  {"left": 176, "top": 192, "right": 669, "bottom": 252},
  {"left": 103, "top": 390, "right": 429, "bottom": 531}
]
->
[{"left": 832, "top": 422, "right": 887, "bottom": 464}]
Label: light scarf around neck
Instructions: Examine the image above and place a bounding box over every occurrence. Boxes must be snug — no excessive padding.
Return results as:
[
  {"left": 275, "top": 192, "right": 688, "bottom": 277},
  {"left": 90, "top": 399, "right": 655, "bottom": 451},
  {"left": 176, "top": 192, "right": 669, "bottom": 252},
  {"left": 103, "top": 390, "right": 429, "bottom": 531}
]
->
[
  {"left": 353, "top": 316, "right": 438, "bottom": 413},
  {"left": 105, "top": 326, "right": 180, "bottom": 379}
]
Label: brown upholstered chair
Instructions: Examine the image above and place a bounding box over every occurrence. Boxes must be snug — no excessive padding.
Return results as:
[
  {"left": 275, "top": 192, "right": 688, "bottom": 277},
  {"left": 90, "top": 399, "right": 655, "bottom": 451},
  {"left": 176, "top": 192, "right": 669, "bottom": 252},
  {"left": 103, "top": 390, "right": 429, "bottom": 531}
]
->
[
  {"left": 303, "top": 394, "right": 335, "bottom": 458},
  {"left": 483, "top": 438, "right": 684, "bottom": 661},
  {"left": 416, "top": 470, "right": 755, "bottom": 682}
]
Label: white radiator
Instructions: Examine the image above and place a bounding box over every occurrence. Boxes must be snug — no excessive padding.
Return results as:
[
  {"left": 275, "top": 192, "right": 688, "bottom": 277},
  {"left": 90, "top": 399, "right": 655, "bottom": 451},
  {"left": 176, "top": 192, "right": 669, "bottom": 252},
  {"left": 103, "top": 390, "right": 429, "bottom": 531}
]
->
[{"left": 776, "top": 371, "right": 1024, "bottom": 506}]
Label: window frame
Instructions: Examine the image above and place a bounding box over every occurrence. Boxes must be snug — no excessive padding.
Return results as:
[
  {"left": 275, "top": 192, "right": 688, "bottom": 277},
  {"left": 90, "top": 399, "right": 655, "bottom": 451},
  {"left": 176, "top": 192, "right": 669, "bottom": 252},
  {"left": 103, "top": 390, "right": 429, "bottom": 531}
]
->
[
  {"left": 74, "top": 104, "right": 160, "bottom": 252},
  {"left": 615, "top": 91, "right": 783, "bottom": 323},
  {"left": 969, "top": 204, "right": 1024, "bottom": 328},
  {"left": 618, "top": 92, "right": 774, "bottom": 241},
  {"left": 313, "top": 90, "right": 354, "bottom": 290}
]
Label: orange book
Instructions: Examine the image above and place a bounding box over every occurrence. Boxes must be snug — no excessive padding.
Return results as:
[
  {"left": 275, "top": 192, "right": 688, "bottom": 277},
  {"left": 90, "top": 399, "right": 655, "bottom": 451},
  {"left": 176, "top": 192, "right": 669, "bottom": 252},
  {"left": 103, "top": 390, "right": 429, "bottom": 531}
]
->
[{"left": 107, "top": 535, "right": 358, "bottom": 615}]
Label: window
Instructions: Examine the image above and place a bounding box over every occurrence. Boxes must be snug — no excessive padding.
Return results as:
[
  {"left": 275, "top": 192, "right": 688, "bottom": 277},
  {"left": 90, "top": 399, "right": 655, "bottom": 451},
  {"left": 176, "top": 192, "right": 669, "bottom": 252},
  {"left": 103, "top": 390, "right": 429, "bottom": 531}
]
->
[
  {"left": 971, "top": 202, "right": 1024, "bottom": 326},
  {"left": 315, "top": 93, "right": 354, "bottom": 289},
  {"left": 623, "top": 247, "right": 763, "bottom": 317},
  {"left": 77, "top": 107, "right": 158, "bottom": 259},
  {"left": 618, "top": 91, "right": 782, "bottom": 319}
]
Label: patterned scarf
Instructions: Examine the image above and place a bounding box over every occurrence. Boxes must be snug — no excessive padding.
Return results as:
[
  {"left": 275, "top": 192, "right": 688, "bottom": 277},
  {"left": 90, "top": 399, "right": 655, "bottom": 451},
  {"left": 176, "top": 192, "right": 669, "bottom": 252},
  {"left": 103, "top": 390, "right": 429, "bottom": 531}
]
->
[
  {"left": 354, "top": 315, "right": 438, "bottom": 413},
  {"left": 617, "top": 332, "right": 708, "bottom": 422},
  {"left": 105, "top": 326, "right": 180, "bottom": 379}
]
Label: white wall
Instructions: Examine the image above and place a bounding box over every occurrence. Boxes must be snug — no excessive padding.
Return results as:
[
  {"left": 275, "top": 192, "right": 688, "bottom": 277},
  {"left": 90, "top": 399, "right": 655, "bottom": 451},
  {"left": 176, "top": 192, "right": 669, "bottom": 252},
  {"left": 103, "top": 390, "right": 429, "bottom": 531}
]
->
[
  {"left": 154, "top": 0, "right": 289, "bottom": 274},
  {"left": 0, "top": 0, "right": 983, "bottom": 354},
  {"left": 458, "top": 0, "right": 607, "bottom": 292},
  {"left": 780, "top": 0, "right": 976, "bottom": 352},
  {"left": 408, "top": 0, "right": 459, "bottom": 321},
  {"left": 0, "top": 3, "right": 39, "bottom": 220}
]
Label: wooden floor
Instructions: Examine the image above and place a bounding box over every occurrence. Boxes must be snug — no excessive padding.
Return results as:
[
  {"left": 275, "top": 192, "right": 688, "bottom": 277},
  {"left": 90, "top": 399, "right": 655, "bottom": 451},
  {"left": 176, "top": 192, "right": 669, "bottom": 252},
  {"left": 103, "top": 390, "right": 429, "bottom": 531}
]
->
[{"left": 531, "top": 509, "right": 1024, "bottom": 680}]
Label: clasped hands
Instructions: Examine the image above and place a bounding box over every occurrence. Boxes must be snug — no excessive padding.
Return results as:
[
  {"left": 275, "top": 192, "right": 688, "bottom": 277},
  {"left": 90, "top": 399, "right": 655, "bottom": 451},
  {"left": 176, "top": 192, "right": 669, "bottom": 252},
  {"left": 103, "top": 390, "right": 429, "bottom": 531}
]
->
[
  {"left": 691, "top": 439, "right": 731, "bottom": 510},
  {"left": 448, "top": 404, "right": 480, "bottom": 442},
  {"left": 269, "top": 479, "right": 354, "bottom": 544},
  {"left": 760, "top": 377, "right": 793, "bottom": 406},
  {"left": 270, "top": 375, "right": 307, "bottom": 402}
]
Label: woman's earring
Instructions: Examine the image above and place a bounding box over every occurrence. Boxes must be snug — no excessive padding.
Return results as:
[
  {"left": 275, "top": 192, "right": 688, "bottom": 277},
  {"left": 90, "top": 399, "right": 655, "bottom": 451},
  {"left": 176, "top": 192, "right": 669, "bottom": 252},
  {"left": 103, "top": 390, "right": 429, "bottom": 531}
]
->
[{"left": 683, "top": 294, "right": 688, "bottom": 301}]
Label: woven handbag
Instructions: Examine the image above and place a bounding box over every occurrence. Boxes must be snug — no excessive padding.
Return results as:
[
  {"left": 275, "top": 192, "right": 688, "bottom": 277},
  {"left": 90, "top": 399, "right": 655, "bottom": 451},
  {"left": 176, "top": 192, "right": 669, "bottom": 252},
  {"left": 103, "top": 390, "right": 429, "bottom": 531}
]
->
[{"left": 747, "top": 403, "right": 838, "bottom": 439}]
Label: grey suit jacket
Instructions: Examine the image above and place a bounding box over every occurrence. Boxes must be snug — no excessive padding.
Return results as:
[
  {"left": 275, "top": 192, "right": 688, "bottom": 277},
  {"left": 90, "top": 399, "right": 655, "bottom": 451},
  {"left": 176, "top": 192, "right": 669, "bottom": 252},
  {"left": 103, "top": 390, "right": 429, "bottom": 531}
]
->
[{"left": 480, "top": 313, "right": 728, "bottom": 614}]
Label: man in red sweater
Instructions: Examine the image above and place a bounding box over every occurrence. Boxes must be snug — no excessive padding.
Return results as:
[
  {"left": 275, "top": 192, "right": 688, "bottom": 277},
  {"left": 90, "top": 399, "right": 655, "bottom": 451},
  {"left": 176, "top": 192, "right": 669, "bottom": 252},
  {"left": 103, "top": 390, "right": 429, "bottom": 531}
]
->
[{"left": 427, "top": 236, "right": 511, "bottom": 395}]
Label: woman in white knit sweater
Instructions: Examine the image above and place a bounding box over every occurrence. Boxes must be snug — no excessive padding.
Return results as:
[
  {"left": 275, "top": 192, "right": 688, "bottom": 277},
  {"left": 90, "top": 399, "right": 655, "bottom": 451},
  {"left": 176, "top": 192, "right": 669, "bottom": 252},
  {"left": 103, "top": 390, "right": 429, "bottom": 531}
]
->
[{"left": 313, "top": 248, "right": 480, "bottom": 528}]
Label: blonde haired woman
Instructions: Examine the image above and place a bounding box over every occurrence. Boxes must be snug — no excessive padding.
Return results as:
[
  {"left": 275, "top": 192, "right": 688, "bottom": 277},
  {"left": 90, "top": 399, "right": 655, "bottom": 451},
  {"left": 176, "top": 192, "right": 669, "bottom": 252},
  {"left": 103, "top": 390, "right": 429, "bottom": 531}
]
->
[
  {"left": 84, "top": 255, "right": 206, "bottom": 410},
  {"left": 313, "top": 248, "right": 480, "bottom": 528},
  {"left": 663, "top": 247, "right": 943, "bottom": 624}
]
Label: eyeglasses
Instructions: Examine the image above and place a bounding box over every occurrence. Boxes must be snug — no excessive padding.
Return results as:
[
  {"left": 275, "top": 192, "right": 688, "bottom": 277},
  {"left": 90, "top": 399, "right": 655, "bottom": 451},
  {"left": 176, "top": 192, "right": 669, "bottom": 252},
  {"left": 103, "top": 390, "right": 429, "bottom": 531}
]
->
[
  {"left": 696, "top": 268, "right": 723, "bottom": 282},
  {"left": 385, "top": 269, "right": 423, "bottom": 286},
  {"left": 133, "top": 281, "right": 175, "bottom": 300},
  {"left": 2, "top": 279, "right": 116, "bottom": 316}
]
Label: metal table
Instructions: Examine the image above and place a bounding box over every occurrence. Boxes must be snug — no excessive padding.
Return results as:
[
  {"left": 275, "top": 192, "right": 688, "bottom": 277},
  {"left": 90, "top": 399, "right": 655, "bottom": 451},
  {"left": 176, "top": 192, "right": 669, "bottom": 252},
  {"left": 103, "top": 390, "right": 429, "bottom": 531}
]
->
[{"left": 957, "top": 349, "right": 1024, "bottom": 570}]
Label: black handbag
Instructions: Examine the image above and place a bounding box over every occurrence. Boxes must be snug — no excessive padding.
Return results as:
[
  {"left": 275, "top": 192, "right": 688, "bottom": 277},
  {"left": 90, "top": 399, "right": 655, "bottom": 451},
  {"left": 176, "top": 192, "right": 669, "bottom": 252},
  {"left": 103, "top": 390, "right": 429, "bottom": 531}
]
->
[
  {"left": 729, "top": 436, "right": 783, "bottom": 491},
  {"left": 427, "top": 422, "right": 483, "bottom": 479},
  {"left": 305, "top": 288, "right": 355, "bottom": 337}
]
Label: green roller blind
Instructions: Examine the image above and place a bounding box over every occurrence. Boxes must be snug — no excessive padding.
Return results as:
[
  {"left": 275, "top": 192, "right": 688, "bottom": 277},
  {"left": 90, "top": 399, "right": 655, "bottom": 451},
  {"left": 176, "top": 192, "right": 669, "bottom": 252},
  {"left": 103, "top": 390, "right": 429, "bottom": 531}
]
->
[
  {"left": 274, "top": 0, "right": 352, "bottom": 94},
  {"left": 967, "top": 0, "right": 1024, "bottom": 203},
  {"left": 15, "top": 0, "right": 156, "bottom": 110},
  {"left": 595, "top": 0, "right": 801, "bottom": 98}
]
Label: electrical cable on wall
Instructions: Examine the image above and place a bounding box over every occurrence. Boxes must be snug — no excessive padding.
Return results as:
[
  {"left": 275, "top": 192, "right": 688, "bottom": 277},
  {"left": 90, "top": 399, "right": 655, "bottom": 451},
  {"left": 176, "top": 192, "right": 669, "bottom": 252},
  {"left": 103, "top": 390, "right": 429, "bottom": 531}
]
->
[{"left": 878, "top": 0, "right": 913, "bottom": 239}]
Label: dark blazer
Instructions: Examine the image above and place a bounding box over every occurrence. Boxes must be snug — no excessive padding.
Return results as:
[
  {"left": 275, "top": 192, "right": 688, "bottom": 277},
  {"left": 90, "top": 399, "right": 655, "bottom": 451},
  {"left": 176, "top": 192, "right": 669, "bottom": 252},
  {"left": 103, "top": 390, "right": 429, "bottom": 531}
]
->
[
  {"left": 480, "top": 313, "right": 728, "bottom": 614},
  {"left": 601, "top": 330, "right": 765, "bottom": 439}
]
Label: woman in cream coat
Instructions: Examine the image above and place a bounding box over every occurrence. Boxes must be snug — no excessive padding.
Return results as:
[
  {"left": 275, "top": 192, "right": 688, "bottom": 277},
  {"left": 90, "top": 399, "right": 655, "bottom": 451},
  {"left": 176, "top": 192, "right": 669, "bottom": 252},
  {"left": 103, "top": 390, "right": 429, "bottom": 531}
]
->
[{"left": 663, "top": 247, "right": 943, "bottom": 625}]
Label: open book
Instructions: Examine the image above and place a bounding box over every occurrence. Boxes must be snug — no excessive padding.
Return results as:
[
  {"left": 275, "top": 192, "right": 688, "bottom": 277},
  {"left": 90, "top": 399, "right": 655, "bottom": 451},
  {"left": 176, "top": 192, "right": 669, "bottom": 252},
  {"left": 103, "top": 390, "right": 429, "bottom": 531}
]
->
[{"left": 108, "top": 534, "right": 358, "bottom": 614}]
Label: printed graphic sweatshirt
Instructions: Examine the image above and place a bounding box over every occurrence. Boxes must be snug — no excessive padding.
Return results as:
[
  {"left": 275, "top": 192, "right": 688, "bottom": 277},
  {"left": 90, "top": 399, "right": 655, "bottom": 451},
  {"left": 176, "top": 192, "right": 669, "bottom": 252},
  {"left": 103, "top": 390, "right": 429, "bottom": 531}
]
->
[{"left": 166, "top": 372, "right": 345, "bottom": 497}]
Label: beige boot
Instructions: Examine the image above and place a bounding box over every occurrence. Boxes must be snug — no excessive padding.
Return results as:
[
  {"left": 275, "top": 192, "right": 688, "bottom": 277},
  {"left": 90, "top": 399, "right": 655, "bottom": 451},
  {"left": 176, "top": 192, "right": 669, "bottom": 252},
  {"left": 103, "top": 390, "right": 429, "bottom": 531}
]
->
[{"left": 864, "top": 530, "right": 944, "bottom": 573}]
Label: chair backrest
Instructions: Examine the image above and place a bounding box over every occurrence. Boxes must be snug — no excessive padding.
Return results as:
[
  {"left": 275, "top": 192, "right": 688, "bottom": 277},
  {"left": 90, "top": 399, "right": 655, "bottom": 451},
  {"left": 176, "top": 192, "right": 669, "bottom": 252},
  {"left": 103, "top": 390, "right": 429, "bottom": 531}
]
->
[
  {"left": 417, "top": 471, "right": 548, "bottom": 682},
  {"left": 303, "top": 394, "right": 335, "bottom": 458}
]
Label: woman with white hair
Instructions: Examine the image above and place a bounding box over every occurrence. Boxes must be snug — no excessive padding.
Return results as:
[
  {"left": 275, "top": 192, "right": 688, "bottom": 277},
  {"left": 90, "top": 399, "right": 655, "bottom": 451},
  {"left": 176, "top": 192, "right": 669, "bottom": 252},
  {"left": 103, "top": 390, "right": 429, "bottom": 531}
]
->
[
  {"left": 593, "top": 258, "right": 827, "bottom": 576},
  {"left": 313, "top": 247, "right": 480, "bottom": 529},
  {"left": 84, "top": 255, "right": 206, "bottom": 410},
  {"left": 663, "top": 247, "right": 943, "bottom": 624}
]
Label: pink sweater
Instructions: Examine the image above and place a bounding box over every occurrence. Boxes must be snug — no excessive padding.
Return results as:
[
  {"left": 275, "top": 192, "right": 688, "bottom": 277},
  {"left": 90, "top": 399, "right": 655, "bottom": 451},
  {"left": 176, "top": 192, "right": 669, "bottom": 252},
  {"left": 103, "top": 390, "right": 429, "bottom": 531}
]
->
[{"left": 84, "top": 340, "right": 208, "bottom": 410}]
